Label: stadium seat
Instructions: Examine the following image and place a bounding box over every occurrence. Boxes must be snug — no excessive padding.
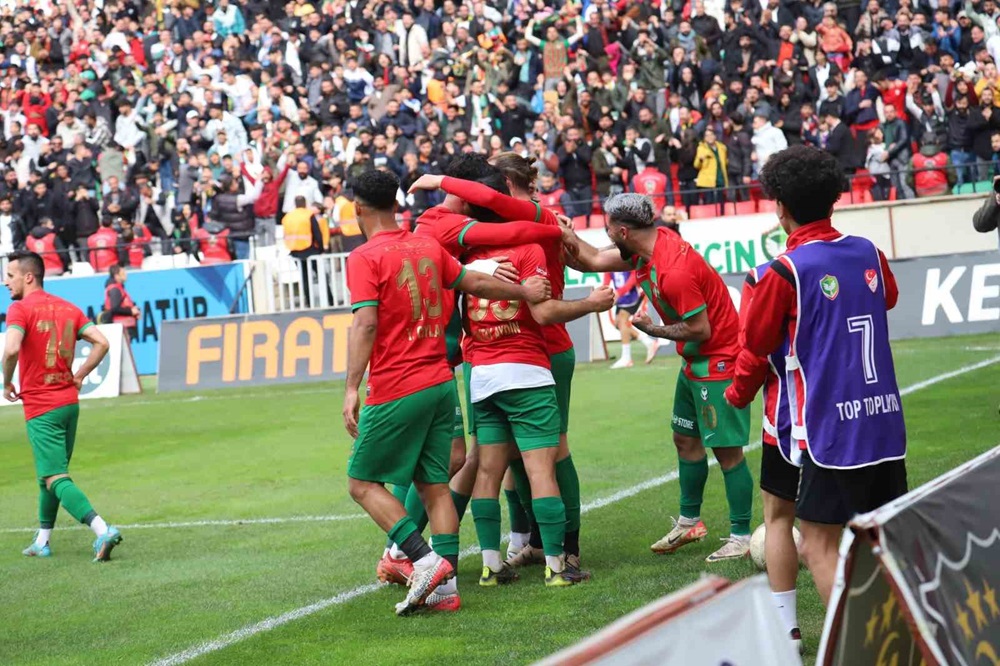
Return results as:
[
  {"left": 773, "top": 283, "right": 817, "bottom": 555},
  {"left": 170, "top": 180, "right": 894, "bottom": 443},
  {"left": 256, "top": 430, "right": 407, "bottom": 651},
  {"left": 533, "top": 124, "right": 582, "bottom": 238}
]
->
[
  {"left": 572, "top": 216, "right": 589, "bottom": 230},
  {"left": 733, "top": 200, "right": 757, "bottom": 215},
  {"left": 955, "top": 182, "right": 976, "bottom": 195},
  {"left": 757, "top": 200, "right": 778, "bottom": 213},
  {"left": 967, "top": 181, "right": 994, "bottom": 194},
  {"left": 687, "top": 204, "right": 721, "bottom": 219},
  {"left": 587, "top": 213, "right": 605, "bottom": 228}
]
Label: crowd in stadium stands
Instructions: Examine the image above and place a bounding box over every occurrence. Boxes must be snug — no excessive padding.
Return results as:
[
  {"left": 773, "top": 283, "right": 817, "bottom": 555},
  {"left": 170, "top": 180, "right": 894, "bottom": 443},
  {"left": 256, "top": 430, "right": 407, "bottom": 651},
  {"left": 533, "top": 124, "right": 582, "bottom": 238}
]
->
[{"left": 2, "top": 0, "right": 1000, "bottom": 274}]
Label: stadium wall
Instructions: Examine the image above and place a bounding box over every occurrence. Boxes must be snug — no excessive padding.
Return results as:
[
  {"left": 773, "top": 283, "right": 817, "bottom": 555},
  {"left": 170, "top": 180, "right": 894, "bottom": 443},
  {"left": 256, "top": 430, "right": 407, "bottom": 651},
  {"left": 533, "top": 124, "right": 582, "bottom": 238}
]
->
[{"left": 0, "top": 263, "right": 252, "bottom": 375}]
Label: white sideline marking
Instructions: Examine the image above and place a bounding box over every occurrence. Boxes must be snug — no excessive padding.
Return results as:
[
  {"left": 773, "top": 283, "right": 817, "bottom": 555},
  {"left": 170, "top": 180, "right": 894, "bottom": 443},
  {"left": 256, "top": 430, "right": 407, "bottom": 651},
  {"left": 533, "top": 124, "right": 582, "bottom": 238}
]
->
[
  {"left": 0, "top": 513, "right": 366, "bottom": 534},
  {"left": 148, "top": 356, "right": 1000, "bottom": 666}
]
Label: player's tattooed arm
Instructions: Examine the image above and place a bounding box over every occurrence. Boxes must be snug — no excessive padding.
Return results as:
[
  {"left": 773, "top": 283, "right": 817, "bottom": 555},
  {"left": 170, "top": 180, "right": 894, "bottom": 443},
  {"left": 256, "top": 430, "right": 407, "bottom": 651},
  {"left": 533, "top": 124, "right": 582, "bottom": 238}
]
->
[
  {"left": 343, "top": 306, "right": 378, "bottom": 439},
  {"left": 632, "top": 309, "right": 712, "bottom": 342}
]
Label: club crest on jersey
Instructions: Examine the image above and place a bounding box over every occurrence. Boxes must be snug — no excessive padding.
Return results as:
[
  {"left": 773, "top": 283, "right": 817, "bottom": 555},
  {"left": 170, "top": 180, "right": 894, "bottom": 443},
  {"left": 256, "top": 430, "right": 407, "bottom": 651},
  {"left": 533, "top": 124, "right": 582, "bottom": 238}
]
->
[
  {"left": 820, "top": 274, "right": 840, "bottom": 301},
  {"left": 716, "top": 361, "right": 726, "bottom": 373},
  {"left": 700, "top": 386, "right": 709, "bottom": 401},
  {"left": 865, "top": 268, "right": 879, "bottom": 293}
]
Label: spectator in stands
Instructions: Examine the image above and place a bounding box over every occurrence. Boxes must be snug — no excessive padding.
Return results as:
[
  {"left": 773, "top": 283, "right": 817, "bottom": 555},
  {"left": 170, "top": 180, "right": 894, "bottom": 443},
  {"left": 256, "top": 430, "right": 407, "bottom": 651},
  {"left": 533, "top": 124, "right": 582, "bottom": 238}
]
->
[
  {"left": 823, "top": 110, "right": 854, "bottom": 174},
  {"left": 192, "top": 222, "right": 234, "bottom": 265},
  {"left": 725, "top": 113, "right": 754, "bottom": 200},
  {"left": 88, "top": 218, "right": 121, "bottom": 273},
  {"left": 908, "top": 133, "right": 957, "bottom": 197},
  {"left": 881, "top": 103, "right": 914, "bottom": 199},
  {"left": 866, "top": 128, "right": 893, "bottom": 201},
  {"left": 69, "top": 185, "right": 100, "bottom": 263},
  {"left": 103, "top": 265, "right": 140, "bottom": 342},
  {"left": 694, "top": 127, "right": 728, "bottom": 204},
  {"left": 25, "top": 218, "right": 69, "bottom": 277},
  {"left": 536, "top": 171, "right": 567, "bottom": 216},
  {"left": 0, "top": 197, "right": 27, "bottom": 255},
  {"left": 948, "top": 95, "right": 976, "bottom": 186},
  {"left": 210, "top": 174, "right": 263, "bottom": 260},
  {"left": 593, "top": 132, "right": 625, "bottom": 202},
  {"left": 751, "top": 112, "right": 788, "bottom": 176},
  {"left": 557, "top": 127, "right": 593, "bottom": 219}
]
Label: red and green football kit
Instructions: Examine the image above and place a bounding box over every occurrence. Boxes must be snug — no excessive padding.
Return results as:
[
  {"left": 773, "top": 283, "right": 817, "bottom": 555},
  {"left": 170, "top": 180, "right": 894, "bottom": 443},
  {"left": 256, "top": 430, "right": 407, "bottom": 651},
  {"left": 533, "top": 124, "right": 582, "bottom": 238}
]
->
[
  {"left": 631, "top": 228, "right": 749, "bottom": 447},
  {"left": 346, "top": 228, "right": 466, "bottom": 487}
]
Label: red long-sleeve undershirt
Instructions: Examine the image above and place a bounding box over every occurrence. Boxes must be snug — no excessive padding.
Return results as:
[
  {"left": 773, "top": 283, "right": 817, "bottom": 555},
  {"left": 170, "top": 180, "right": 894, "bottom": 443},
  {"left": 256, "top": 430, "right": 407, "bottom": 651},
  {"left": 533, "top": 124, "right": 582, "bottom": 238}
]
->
[
  {"left": 725, "top": 220, "right": 898, "bottom": 408},
  {"left": 441, "top": 176, "right": 561, "bottom": 227}
]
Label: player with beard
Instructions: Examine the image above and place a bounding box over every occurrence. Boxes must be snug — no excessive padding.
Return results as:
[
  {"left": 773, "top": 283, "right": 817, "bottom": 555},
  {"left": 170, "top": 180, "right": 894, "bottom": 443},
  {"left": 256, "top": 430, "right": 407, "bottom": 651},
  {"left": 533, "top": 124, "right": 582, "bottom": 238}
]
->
[{"left": 561, "top": 194, "right": 755, "bottom": 563}]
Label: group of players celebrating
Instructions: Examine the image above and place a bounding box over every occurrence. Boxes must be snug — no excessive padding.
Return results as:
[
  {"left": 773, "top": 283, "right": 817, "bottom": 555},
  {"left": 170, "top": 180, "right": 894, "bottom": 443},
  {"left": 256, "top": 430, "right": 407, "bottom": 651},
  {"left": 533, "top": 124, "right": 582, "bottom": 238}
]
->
[
  {"left": 340, "top": 143, "right": 909, "bottom": 649},
  {"left": 4, "top": 143, "right": 907, "bottom": 649}
]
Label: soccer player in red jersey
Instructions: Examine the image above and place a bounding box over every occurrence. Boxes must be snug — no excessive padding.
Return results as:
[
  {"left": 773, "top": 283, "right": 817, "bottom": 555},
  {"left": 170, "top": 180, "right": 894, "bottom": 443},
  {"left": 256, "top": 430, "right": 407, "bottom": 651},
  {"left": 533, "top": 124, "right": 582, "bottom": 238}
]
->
[
  {"left": 343, "top": 170, "right": 551, "bottom": 615},
  {"left": 2, "top": 251, "right": 123, "bottom": 562},
  {"left": 564, "top": 194, "right": 756, "bottom": 563},
  {"left": 418, "top": 153, "right": 589, "bottom": 568},
  {"left": 376, "top": 155, "right": 566, "bottom": 585},
  {"left": 461, "top": 238, "right": 614, "bottom": 587}
]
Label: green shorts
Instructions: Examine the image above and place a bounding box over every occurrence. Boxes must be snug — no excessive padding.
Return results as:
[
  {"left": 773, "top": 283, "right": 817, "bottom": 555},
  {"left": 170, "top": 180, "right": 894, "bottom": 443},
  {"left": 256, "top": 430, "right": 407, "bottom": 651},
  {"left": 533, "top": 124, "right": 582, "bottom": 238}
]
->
[
  {"left": 671, "top": 372, "right": 750, "bottom": 447},
  {"left": 474, "top": 386, "right": 561, "bottom": 451},
  {"left": 26, "top": 403, "right": 80, "bottom": 481},
  {"left": 550, "top": 348, "right": 575, "bottom": 434},
  {"left": 348, "top": 381, "right": 454, "bottom": 486},
  {"left": 450, "top": 375, "right": 465, "bottom": 440},
  {"left": 462, "top": 361, "right": 476, "bottom": 437}
]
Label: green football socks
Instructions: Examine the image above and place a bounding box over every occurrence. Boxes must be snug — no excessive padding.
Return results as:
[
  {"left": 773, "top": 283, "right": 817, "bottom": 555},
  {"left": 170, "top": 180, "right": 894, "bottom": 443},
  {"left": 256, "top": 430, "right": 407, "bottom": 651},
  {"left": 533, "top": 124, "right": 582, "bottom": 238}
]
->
[
  {"left": 403, "top": 484, "right": 429, "bottom": 533},
  {"left": 451, "top": 490, "right": 471, "bottom": 523},
  {"left": 509, "top": 459, "right": 535, "bottom": 523},
  {"left": 431, "top": 532, "right": 459, "bottom": 570},
  {"left": 38, "top": 482, "right": 59, "bottom": 529},
  {"left": 678, "top": 456, "right": 709, "bottom": 520},
  {"left": 49, "top": 477, "right": 95, "bottom": 525},
  {"left": 532, "top": 496, "right": 566, "bottom": 558},
  {"left": 471, "top": 498, "right": 502, "bottom": 553},
  {"left": 723, "top": 458, "right": 754, "bottom": 536},
  {"left": 504, "top": 488, "right": 531, "bottom": 533},
  {"left": 556, "top": 456, "right": 581, "bottom": 557}
]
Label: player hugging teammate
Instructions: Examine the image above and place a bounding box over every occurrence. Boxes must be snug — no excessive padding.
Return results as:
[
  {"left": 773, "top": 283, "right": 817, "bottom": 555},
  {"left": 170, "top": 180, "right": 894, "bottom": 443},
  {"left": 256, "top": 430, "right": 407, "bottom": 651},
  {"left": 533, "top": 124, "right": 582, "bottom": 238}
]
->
[{"left": 343, "top": 158, "right": 614, "bottom": 615}]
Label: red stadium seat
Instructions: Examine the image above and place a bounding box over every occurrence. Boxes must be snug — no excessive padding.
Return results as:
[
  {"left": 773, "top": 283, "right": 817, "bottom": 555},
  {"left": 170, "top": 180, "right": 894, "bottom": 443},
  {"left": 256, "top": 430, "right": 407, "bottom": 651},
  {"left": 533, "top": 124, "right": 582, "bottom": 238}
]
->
[
  {"left": 572, "top": 216, "right": 589, "bottom": 230},
  {"left": 688, "top": 204, "right": 722, "bottom": 219},
  {"left": 587, "top": 213, "right": 605, "bottom": 228},
  {"left": 757, "top": 200, "right": 778, "bottom": 213},
  {"left": 733, "top": 200, "right": 757, "bottom": 215}
]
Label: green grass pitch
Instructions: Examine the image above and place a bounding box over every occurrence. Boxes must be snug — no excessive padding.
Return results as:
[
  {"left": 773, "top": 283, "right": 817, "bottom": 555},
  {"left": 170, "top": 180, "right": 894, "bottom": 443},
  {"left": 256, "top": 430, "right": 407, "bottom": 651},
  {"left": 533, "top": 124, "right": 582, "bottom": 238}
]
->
[{"left": 0, "top": 334, "right": 998, "bottom": 666}]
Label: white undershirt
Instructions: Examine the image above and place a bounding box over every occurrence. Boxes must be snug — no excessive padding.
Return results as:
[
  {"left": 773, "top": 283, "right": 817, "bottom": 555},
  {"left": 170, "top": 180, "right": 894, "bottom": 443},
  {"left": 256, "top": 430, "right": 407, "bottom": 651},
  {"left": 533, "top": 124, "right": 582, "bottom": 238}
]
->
[{"left": 470, "top": 363, "right": 554, "bottom": 403}]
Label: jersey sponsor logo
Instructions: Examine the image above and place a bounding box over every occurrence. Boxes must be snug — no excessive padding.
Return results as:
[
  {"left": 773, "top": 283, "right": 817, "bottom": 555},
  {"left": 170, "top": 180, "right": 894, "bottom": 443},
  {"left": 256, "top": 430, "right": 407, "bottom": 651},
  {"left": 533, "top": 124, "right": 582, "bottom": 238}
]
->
[
  {"left": 865, "top": 268, "right": 879, "bottom": 293},
  {"left": 820, "top": 274, "right": 840, "bottom": 301},
  {"left": 700, "top": 386, "right": 709, "bottom": 401}
]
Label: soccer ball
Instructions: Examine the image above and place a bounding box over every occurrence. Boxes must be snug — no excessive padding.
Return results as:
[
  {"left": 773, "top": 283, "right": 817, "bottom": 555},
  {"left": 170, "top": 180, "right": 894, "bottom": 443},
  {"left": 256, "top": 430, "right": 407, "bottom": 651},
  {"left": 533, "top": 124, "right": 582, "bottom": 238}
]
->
[{"left": 749, "top": 523, "right": 802, "bottom": 571}]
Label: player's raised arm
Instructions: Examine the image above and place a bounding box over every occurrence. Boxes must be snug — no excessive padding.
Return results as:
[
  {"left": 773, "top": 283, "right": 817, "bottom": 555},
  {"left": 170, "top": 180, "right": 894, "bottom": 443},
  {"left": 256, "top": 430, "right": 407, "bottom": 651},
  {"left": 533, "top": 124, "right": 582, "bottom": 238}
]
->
[
  {"left": 2, "top": 324, "right": 23, "bottom": 401},
  {"left": 74, "top": 325, "right": 110, "bottom": 390},
  {"left": 561, "top": 225, "right": 632, "bottom": 272}
]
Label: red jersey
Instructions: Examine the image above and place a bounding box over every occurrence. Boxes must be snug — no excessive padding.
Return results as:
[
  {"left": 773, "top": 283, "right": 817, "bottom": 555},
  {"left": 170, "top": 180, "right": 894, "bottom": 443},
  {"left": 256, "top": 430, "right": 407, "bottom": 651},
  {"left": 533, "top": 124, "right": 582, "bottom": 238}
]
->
[
  {"left": 738, "top": 272, "right": 779, "bottom": 446},
  {"left": 536, "top": 188, "right": 566, "bottom": 216},
  {"left": 413, "top": 205, "right": 474, "bottom": 258},
  {"left": 347, "top": 228, "right": 463, "bottom": 405},
  {"left": 463, "top": 243, "right": 550, "bottom": 370},
  {"left": 632, "top": 168, "right": 668, "bottom": 213},
  {"left": 6, "top": 291, "right": 91, "bottom": 420},
  {"left": 632, "top": 227, "right": 740, "bottom": 381},
  {"left": 437, "top": 177, "right": 573, "bottom": 355},
  {"left": 88, "top": 227, "right": 120, "bottom": 272},
  {"left": 26, "top": 232, "right": 64, "bottom": 275}
]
